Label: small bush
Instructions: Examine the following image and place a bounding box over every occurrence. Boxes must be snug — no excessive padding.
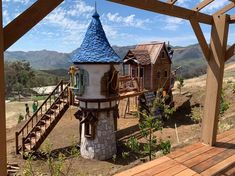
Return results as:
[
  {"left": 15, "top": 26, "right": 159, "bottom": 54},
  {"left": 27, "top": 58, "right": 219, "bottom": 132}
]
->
[
  {"left": 190, "top": 107, "right": 202, "bottom": 123},
  {"left": 159, "top": 140, "right": 171, "bottom": 155},
  {"left": 126, "top": 137, "right": 140, "bottom": 153},
  {"left": 220, "top": 91, "right": 229, "bottom": 116},
  {"left": 18, "top": 114, "right": 24, "bottom": 124}
]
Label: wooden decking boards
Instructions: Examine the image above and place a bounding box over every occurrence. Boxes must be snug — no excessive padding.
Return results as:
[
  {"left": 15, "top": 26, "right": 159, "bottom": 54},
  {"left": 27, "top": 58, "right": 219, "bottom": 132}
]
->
[{"left": 114, "top": 129, "right": 235, "bottom": 176}]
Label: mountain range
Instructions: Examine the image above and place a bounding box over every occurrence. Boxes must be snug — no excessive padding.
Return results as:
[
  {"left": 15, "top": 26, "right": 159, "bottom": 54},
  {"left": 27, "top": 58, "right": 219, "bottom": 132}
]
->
[{"left": 5, "top": 44, "right": 233, "bottom": 78}]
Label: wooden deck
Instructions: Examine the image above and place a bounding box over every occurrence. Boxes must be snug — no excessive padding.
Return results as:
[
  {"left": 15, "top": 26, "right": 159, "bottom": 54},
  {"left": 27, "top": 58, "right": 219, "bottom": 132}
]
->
[{"left": 115, "top": 129, "right": 235, "bottom": 176}]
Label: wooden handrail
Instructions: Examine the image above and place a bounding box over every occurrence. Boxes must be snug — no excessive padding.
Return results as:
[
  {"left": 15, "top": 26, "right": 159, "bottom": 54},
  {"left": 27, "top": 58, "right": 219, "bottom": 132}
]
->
[
  {"left": 16, "top": 80, "right": 69, "bottom": 153},
  {"left": 17, "top": 80, "right": 63, "bottom": 134},
  {"left": 23, "top": 83, "right": 70, "bottom": 142}
]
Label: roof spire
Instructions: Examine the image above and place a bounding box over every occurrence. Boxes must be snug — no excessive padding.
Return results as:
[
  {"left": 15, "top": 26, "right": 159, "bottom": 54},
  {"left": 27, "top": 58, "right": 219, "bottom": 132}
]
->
[
  {"left": 95, "top": 1, "right": 97, "bottom": 12},
  {"left": 92, "top": 1, "right": 99, "bottom": 18}
]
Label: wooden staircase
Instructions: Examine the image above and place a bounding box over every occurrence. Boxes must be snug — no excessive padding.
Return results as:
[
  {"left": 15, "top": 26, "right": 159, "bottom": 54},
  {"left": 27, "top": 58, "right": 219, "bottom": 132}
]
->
[{"left": 15, "top": 81, "right": 70, "bottom": 154}]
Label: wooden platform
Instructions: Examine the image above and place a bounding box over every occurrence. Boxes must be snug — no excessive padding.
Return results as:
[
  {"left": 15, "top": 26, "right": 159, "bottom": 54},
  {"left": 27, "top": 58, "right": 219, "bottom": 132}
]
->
[{"left": 115, "top": 129, "right": 235, "bottom": 176}]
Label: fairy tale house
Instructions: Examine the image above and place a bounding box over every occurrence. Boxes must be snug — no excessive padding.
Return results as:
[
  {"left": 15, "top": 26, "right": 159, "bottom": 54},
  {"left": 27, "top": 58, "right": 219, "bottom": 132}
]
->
[{"left": 123, "top": 42, "right": 173, "bottom": 92}]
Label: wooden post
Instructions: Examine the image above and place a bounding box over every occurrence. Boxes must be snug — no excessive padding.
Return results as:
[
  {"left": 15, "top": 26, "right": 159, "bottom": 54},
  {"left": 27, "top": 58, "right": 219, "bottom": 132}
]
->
[
  {"left": 0, "top": 1, "right": 7, "bottom": 174},
  {"left": 202, "top": 14, "right": 229, "bottom": 146}
]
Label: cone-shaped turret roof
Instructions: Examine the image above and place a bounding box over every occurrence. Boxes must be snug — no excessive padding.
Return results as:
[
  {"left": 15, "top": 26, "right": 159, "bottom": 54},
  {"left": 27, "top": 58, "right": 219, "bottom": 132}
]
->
[{"left": 71, "top": 9, "right": 121, "bottom": 64}]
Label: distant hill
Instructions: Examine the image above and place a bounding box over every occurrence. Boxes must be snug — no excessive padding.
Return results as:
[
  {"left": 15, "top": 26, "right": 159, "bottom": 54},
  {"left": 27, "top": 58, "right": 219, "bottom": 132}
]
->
[
  {"left": 4, "top": 50, "right": 71, "bottom": 70},
  {"left": 6, "top": 43, "right": 234, "bottom": 79}
]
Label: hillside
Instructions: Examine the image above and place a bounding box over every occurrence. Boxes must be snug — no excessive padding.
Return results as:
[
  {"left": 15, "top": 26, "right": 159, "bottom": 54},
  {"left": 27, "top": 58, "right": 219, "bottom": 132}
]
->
[{"left": 5, "top": 44, "right": 235, "bottom": 78}]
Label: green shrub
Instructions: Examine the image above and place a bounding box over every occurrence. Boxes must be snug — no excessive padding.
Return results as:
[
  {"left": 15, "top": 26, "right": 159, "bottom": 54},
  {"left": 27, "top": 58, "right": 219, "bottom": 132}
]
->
[
  {"left": 159, "top": 140, "right": 171, "bottom": 155},
  {"left": 18, "top": 114, "right": 24, "bottom": 124},
  {"left": 220, "top": 91, "right": 229, "bottom": 116},
  {"left": 126, "top": 137, "right": 140, "bottom": 153},
  {"left": 190, "top": 107, "right": 202, "bottom": 123}
]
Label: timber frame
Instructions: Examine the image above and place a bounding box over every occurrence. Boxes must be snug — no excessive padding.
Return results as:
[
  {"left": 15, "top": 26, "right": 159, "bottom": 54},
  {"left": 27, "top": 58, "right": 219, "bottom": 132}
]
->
[
  {"left": 109, "top": 0, "right": 235, "bottom": 146},
  {"left": 0, "top": 0, "right": 235, "bottom": 174}
]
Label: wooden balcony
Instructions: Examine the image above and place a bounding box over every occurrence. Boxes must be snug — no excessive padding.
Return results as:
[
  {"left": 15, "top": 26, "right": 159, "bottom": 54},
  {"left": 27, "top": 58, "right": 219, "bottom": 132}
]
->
[{"left": 115, "top": 129, "right": 235, "bottom": 176}]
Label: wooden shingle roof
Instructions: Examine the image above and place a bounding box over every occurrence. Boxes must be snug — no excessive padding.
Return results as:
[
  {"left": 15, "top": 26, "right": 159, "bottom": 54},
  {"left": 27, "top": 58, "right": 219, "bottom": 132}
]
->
[{"left": 124, "top": 42, "right": 171, "bottom": 65}]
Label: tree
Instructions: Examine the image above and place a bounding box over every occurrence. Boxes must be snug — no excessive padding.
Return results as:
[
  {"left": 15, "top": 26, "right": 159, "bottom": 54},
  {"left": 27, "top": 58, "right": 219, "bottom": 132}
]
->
[
  {"left": 139, "top": 90, "right": 175, "bottom": 160},
  {"left": 5, "top": 61, "right": 35, "bottom": 99},
  {"left": 177, "top": 77, "right": 184, "bottom": 94}
]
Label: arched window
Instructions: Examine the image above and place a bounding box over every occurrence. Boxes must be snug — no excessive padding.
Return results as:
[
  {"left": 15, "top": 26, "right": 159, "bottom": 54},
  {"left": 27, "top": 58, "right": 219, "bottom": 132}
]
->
[{"left": 161, "top": 51, "right": 165, "bottom": 58}]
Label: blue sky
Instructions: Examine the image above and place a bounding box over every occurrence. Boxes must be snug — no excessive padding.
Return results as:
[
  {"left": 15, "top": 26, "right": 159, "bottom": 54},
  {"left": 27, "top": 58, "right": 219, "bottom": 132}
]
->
[{"left": 3, "top": 0, "right": 235, "bottom": 52}]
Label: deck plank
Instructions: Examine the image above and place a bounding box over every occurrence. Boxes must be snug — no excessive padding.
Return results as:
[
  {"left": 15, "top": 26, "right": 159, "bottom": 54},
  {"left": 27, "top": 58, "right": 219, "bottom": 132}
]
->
[
  {"left": 174, "top": 169, "right": 197, "bottom": 176},
  {"left": 183, "top": 136, "right": 235, "bottom": 168},
  {"left": 114, "top": 156, "right": 170, "bottom": 176},
  {"left": 200, "top": 155, "right": 235, "bottom": 176},
  {"left": 153, "top": 164, "right": 187, "bottom": 176},
  {"left": 213, "top": 162, "right": 235, "bottom": 176},
  {"left": 135, "top": 159, "right": 178, "bottom": 176},
  {"left": 192, "top": 144, "right": 235, "bottom": 173},
  {"left": 167, "top": 143, "right": 204, "bottom": 159}
]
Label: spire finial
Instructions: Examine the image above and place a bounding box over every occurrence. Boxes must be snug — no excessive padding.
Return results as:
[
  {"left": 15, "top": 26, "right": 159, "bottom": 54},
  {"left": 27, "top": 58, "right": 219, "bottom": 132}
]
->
[
  {"left": 92, "top": 1, "right": 99, "bottom": 18},
  {"left": 95, "top": 1, "right": 97, "bottom": 12}
]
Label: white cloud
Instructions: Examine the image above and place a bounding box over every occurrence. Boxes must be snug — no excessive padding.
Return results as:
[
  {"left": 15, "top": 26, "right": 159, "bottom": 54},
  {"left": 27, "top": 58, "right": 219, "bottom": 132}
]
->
[
  {"left": 163, "top": 17, "right": 184, "bottom": 31},
  {"left": 201, "top": 0, "right": 228, "bottom": 13},
  {"left": 106, "top": 12, "right": 150, "bottom": 29},
  {"left": 67, "top": 0, "right": 94, "bottom": 17},
  {"left": 2, "top": 0, "right": 31, "bottom": 5}
]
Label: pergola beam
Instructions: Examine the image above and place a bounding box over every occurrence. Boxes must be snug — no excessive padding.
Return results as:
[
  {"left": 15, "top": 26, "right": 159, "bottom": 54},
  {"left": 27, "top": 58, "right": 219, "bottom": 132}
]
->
[
  {"left": 109, "top": 0, "right": 212, "bottom": 24},
  {"left": 190, "top": 19, "right": 210, "bottom": 60},
  {"left": 229, "top": 14, "right": 235, "bottom": 23},
  {"left": 3, "top": 0, "right": 64, "bottom": 51},
  {"left": 193, "top": 0, "right": 214, "bottom": 11},
  {"left": 214, "top": 2, "right": 235, "bottom": 15},
  {"left": 167, "top": 0, "right": 177, "bottom": 5},
  {"left": 225, "top": 44, "right": 235, "bottom": 61},
  {"left": 0, "top": 1, "right": 7, "bottom": 175}
]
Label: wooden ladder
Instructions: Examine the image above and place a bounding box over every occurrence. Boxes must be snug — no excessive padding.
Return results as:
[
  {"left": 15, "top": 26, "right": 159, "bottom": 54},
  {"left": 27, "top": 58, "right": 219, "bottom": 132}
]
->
[{"left": 15, "top": 80, "right": 70, "bottom": 155}]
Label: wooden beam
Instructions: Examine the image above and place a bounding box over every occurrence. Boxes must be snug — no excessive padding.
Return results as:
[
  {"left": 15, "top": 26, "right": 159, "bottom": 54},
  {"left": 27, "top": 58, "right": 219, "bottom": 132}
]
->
[
  {"left": 225, "top": 44, "right": 235, "bottom": 61},
  {"left": 214, "top": 2, "right": 235, "bottom": 15},
  {"left": 167, "top": 0, "right": 177, "bottom": 5},
  {"left": 202, "top": 14, "right": 229, "bottom": 146},
  {"left": 229, "top": 14, "right": 235, "bottom": 23},
  {"left": 109, "top": 0, "right": 212, "bottom": 24},
  {"left": 190, "top": 19, "right": 210, "bottom": 60},
  {"left": 3, "top": 0, "right": 64, "bottom": 51},
  {"left": 193, "top": 0, "right": 214, "bottom": 11},
  {"left": 0, "top": 1, "right": 7, "bottom": 175}
]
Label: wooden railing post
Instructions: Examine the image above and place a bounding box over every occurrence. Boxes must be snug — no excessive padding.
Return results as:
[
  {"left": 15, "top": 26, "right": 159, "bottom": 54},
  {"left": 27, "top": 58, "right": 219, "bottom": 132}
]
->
[
  {"left": 61, "top": 80, "right": 63, "bottom": 92},
  {"left": 15, "top": 132, "right": 19, "bottom": 154}
]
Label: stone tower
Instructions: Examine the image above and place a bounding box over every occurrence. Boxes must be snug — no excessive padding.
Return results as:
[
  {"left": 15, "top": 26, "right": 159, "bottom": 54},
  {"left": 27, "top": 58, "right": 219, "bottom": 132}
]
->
[{"left": 70, "top": 9, "right": 121, "bottom": 160}]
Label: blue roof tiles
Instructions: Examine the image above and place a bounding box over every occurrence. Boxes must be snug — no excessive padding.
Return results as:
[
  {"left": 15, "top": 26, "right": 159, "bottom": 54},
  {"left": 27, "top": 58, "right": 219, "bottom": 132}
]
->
[{"left": 71, "top": 10, "right": 121, "bottom": 64}]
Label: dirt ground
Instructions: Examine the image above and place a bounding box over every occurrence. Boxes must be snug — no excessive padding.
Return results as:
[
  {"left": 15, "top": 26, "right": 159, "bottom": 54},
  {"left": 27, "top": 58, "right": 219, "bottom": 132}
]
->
[{"left": 5, "top": 66, "right": 235, "bottom": 175}]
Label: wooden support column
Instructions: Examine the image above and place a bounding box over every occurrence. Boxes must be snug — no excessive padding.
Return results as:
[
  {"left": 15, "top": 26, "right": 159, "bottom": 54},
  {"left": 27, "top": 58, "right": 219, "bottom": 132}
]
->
[
  {"left": 0, "top": 1, "right": 7, "bottom": 175},
  {"left": 202, "top": 14, "right": 229, "bottom": 146}
]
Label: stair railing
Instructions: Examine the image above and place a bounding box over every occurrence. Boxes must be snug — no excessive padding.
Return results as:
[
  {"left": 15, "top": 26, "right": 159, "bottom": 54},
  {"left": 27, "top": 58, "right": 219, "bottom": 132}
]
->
[
  {"left": 26, "top": 83, "right": 70, "bottom": 151},
  {"left": 15, "top": 80, "right": 65, "bottom": 154}
]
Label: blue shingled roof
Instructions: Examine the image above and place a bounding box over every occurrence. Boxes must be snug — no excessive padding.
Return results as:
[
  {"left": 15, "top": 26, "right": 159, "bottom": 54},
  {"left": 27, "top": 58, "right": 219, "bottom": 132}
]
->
[{"left": 71, "top": 10, "right": 121, "bottom": 64}]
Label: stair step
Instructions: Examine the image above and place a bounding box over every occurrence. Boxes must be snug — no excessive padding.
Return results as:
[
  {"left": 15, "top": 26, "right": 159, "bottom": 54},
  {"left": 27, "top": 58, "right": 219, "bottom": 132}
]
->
[
  {"left": 47, "top": 109, "right": 56, "bottom": 114},
  {"left": 51, "top": 104, "right": 59, "bottom": 109},
  {"left": 43, "top": 114, "right": 55, "bottom": 121}
]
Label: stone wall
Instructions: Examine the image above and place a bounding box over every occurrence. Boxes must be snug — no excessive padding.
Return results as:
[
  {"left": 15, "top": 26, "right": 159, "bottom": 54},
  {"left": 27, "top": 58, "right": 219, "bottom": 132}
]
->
[{"left": 80, "top": 111, "right": 116, "bottom": 160}]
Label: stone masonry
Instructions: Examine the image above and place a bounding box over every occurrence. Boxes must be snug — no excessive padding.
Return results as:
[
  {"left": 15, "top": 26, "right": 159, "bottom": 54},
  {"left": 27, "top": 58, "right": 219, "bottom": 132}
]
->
[{"left": 80, "top": 111, "right": 116, "bottom": 160}]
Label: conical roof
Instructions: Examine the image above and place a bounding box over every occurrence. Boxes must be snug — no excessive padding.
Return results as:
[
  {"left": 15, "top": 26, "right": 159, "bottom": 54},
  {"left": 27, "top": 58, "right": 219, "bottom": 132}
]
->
[{"left": 71, "top": 10, "right": 121, "bottom": 64}]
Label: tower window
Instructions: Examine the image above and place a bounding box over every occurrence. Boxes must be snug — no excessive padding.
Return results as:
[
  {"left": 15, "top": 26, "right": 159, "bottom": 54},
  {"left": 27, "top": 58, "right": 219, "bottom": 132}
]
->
[{"left": 164, "top": 71, "right": 168, "bottom": 77}]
